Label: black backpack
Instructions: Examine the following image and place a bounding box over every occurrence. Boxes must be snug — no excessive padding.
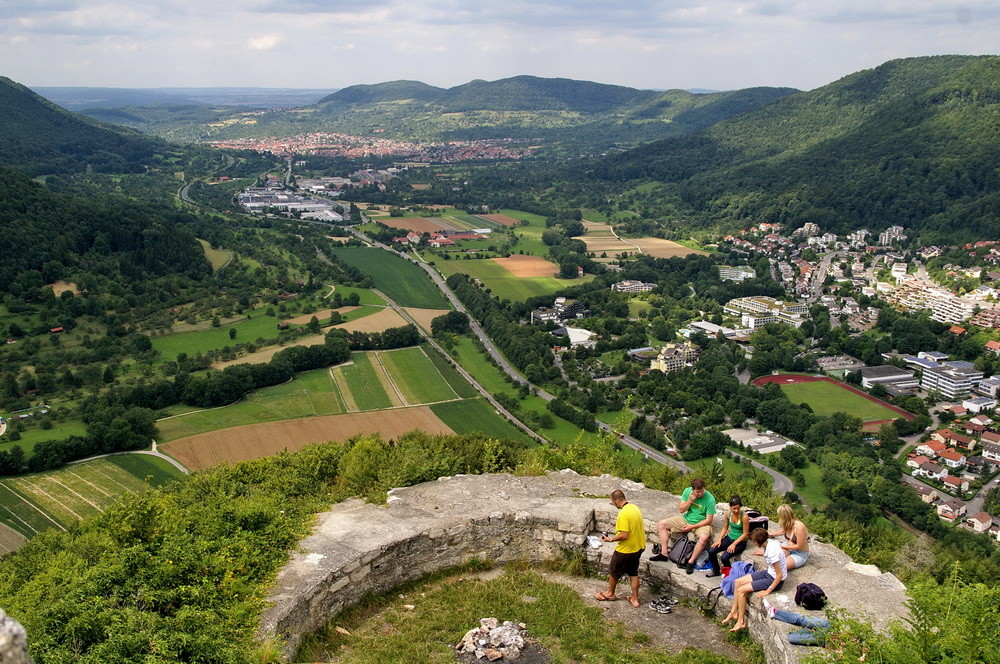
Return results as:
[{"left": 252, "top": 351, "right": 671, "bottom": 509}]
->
[
  {"left": 795, "top": 582, "right": 827, "bottom": 610},
  {"left": 667, "top": 537, "right": 695, "bottom": 565}
]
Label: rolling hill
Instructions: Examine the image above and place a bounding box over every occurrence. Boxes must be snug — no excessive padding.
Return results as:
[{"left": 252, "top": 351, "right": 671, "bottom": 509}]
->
[
  {"left": 596, "top": 55, "right": 1000, "bottom": 238},
  {"left": 70, "top": 76, "right": 798, "bottom": 151},
  {"left": 0, "top": 77, "right": 171, "bottom": 176}
]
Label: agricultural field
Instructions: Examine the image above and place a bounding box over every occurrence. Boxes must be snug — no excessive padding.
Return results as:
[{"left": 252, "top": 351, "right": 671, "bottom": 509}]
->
[
  {"left": 430, "top": 399, "right": 531, "bottom": 442},
  {"left": 404, "top": 308, "right": 451, "bottom": 334},
  {"left": 0, "top": 455, "right": 182, "bottom": 543},
  {"left": 159, "top": 347, "right": 466, "bottom": 442},
  {"left": 328, "top": 246, "right": 451, "bottom": 309},
  {"left": 151, "top": 309, "right": 292, "bottom": 362},
  {"left": 571, "top": 221, "right": 707, "bottom": 259},
  {"left": 0, "top": 419, "right": 88, "bottom": 458},
  {"left": 436, "top": 257, "right": 592, "bottom": 301},
  {"left": 163, "top": 407, "right": 456, "bottom": 471}
]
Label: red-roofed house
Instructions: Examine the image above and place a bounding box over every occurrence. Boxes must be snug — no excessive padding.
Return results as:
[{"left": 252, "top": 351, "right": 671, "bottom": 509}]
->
[
  {"left": 948, "top": 325, "right": 967, "bottom": 336},
  {"left": 966, "top": 512, "right": 993, "bottom": 534},
  {"left": 986, "top": 340, "right": 1000, "bottom": 356},
  {"left": 938, "top": 449, "right": 967, "bottom": 469},
  {"left": 943, "top": 475, "right": 970, "bottom": 493},
  {"left": 916, "top": 440, "right": 947, "bottom": 457},
  {"left": 950, "top": 433, "right": 975, "bottom": 451},
  {"left": 971, "top": 414, "right": 994, "bottom": 427},
  {"left": 906, "top": 454, "right": 931, "bottom": 469},
  {"left": 930, "top": 429, "right": 955, "bottom": 444},
  {"left": 951, "top": 405, "right": 968, "bottom": 416},
  {"left": 983, "top": 431, "right": 1000, "bottom": 445}
]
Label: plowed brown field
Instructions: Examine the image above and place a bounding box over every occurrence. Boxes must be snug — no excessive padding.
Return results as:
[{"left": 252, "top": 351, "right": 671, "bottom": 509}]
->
[
  {"left": 212, "top": 334, "right": 327, "bottom": 369},
  {"left": 404, "top": 308, "right": 450, "bottom": 332},
  {"left": 492, "top": 255, "right": 559, "bottom": 277},
  {"left": 160, "top": 407, "right": 454, "bottom": 470},
  {"left": 478, "top": 213, "right": 520, "bottom": 226},
  {"left": 336, "top": 307, "right": 407, "bottom": 333}
]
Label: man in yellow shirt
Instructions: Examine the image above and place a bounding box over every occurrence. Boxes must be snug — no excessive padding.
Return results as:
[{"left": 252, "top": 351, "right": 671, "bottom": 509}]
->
[{"left": 595, "top": 489, "right": 645, "bottom": 608}]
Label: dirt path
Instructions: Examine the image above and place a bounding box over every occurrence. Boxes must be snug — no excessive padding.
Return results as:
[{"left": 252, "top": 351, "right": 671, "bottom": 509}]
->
[{"left": 330, "top": 367, "right": 359, "bottom": 413}]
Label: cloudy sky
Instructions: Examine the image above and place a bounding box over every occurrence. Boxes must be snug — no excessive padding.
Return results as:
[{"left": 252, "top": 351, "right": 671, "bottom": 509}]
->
[{"left": 1, "top": 0, "right": 997, "bottom": 91}]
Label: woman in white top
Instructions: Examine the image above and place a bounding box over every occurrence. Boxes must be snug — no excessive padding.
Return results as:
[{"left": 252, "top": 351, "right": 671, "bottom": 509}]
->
[
  {"left": 722, "top": 528, "right": 787, "bottom": 632},
  {"left": 769, "top": 504, "right": 809, "bottom": 570}
]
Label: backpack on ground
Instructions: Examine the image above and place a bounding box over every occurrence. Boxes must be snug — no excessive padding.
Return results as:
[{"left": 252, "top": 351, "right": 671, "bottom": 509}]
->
[
  {"left": 720, "top": 560, "right": 755, "bottom": 599},
  {"left": 795, "top": 582, "right": 828, "bottom": 610},
  {"left": 667, "top": 537, "right": 695, "bottom": 565},
  {"left": 745, "top": 509, "right": 769, "bottom": 534}
]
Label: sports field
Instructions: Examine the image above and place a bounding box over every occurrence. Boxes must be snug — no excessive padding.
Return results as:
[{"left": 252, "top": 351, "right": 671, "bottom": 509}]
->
[
  {"left": 436, "top": 258, "right": 593, "bottom": 301},
  {"left": 0, "top": 455, "right": 182, "bottom": 544},
  {"left": 329, "top": 246, "right": 451, "bottom": 309},
  {"left": 754, "top": 375, "right": 911, "bottom": 423},
  {"left": 158, "top": 347, "right": 468, "bottom": 442}
]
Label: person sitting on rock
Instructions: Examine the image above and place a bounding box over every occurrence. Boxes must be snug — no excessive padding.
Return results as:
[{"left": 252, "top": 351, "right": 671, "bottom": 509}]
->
[
  {"left": 595, "top": 489, "right": 645, "bottom": 608},
  {"left": 768, "top": 504, "right": 809, "bottom": 570},
  {"left": 649, "top": 477, "right": 716, "bottom": 574},
  {"left": 722, "top": 527, "right": 786, "bottom": 632},
  {"left": 706, "top": 495, "right": 750, "bottom": 578}
]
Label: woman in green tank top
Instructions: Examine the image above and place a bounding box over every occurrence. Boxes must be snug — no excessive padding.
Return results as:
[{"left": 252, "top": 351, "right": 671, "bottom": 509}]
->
[{"left": 706, "top": 495, "right": 751, "bottom": 577}]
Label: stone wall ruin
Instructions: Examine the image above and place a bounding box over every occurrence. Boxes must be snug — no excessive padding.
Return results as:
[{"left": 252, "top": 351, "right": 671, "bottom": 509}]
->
[{"left": 259, "top": 471, "right": 909, "bottom": 663}]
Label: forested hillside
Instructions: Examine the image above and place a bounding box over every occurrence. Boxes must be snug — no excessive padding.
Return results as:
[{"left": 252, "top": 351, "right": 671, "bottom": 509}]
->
[
  {"left": 595, "top": 55, "right": 1000, "bottom": 239},
  {"left": 0, "top": 77, "right": 169, "bottom": 176},
  {"left": 0, "top": 167, "right": 209, "bottom": 294}
]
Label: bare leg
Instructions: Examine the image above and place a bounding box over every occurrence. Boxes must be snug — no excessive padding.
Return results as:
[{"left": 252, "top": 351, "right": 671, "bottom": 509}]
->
[
  {"left": 689, "top": 532, "right": 711, "bottom": 565},
  {"left": 596, "top": 575, "right": 620, "bottom": 601},
  {"left": 627, "top": 575, "right": 640, "bottom": 607},
  {"left": 656, "top": 519, "right": 672, "bottom": 552}
]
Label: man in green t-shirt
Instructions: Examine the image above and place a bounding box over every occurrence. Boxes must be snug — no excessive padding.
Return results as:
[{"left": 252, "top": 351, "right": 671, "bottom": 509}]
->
[
  {"left": 595, "top": 489, "right": 645, "bottom": 608},
  {"left": 650, "top": 478, "right": 716, "bottom": 574}
]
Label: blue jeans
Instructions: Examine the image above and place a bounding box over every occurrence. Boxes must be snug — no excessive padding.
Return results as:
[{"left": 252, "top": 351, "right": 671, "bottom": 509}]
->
[
  {"left": 774, "top": 609, "right": 830, "bottom": 646},
  {"left": 707, "top": 536, "right": 746, "bottom": 574}
]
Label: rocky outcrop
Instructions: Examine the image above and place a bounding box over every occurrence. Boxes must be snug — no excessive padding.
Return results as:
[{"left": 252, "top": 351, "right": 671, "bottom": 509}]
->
[
  {"left": 259, "top": 471, "right": 909, "bottom": 662},
  {"left": 0, "top": 609, "right": 32, "bottom": 664}
]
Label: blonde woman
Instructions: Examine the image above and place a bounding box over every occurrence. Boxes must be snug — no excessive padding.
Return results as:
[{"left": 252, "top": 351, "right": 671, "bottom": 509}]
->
[{"left": 768, "top": 504, "right": 809, "bottom": 570}]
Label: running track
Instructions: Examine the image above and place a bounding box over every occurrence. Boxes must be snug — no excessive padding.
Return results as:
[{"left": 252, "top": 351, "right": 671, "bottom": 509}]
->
[{"left": 752, "top": 374, "right": 914, "bottom": 423}]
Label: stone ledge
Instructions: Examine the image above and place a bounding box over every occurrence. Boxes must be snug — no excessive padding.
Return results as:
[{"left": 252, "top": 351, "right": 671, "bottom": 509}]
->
[{"left": 259, "top": 472, "right": 908, "bottom": 662}]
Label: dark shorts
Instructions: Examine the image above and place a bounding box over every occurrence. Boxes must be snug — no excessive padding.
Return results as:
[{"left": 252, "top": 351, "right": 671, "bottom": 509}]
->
[
  {"left": 609, "top": 549, "right": 643, "bottom": 578},
  {"left": 750, "top": 569, "right": 784, "bottom": 592}
]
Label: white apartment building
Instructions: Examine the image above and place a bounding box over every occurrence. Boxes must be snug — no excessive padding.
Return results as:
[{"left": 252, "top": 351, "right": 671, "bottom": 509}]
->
[
  {"left": 920, "top": 361, "right": 984, "bottom": 400},
  {"left": 718, "top": 266, "right": 757, "bottom": 282},
  {"left": 723, "top": 296, "right": 809, "bottom": 329},
  {"left": 611, "top": 280, "right": 656, "bottom": 293}
]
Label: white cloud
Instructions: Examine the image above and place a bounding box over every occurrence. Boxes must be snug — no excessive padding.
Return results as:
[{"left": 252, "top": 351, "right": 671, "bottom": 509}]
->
[
  {"left": 247, "top": 33, "right": 283, "bottom": 51},
  {"left": 0, "top": 0, "right": 994, "bottom": 89}
]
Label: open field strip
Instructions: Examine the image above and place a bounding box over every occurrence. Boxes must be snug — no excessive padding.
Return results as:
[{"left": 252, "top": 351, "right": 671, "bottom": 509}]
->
[
  {"left": 380, "top": 347, "right": 461, "bottom": 405},
  {"left": 12, "top": 477, "right": 85, "bottom": 522},
  {"left": 403, "top": 307, "right": 450, "bottom": 334},
  {"left": 336, "top": 307, "right": 407, "bottom": 333},
  {"left": 337, "top": 353, "right": 393, "bottom": 411},
  {"left": 0, "top": 523, "right": 25, "bottom": 555},
  {"left": 285, "top": 306, "right": 361, "bottom": 325},
  {"left": 0, "top": 484, "right": 51, "bottom": 534},
  {"left": 371, "top": 352, "right": 407, "bottom": 407},
  {"left": 436, "top": 259, "right": 592, "bottom": 301},
  {"left": 330, "top": 367, "right": 359, "bottom": 412}
]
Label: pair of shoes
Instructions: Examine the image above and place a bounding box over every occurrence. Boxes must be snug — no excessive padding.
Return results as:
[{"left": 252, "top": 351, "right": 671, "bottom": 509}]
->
[
  {"left": 655, "top": 595, "right": 679, "bottom": 606},
  {"left": 705, "top": 570, "right": 719, "bottom": 578},
  {"left": 762, "top": 598, "right": 776, "bottom": 619},
  {"left": 649, "top": 598, "right": 673, "bottom": 614},
  {"left": 685, "top": 562, "right": 694, "bottom": 575},
  {"left": 648, "top": 554, "right": 669, "bottom": 562}
]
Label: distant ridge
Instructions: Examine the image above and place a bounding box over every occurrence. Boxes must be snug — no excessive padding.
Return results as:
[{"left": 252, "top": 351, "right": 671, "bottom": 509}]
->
[{"left": 597, "top": 55, "right": 1000, "bottom": 238}]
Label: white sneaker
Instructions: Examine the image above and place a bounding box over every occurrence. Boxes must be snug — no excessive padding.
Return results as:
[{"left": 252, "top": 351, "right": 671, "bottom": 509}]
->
[{"left": 762, "top": 598, "right": 776, "bottom": 619}]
